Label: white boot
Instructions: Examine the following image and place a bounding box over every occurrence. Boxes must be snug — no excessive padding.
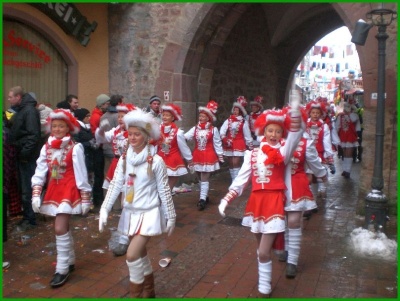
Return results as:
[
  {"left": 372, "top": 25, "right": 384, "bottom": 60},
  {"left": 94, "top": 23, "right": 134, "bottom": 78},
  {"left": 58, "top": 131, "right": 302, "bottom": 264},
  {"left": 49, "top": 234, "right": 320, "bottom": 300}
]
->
[
  {"left": 55, "top": 233, "right": 71, "bottom": 275},
  {"left": 258, "top": 260, "right": 272, "bottom": 295},
  {"left": 200, "top": 181, "right": 209, "bottom": 201},
  {"left": 68, "top": 231, "right": 75, "bottom": 269},
  {"left": 127, "top": 258, "right": 144, "bottom": 284},
  {"left": 287, "top": 228, "right": 302, "bottom": 265}
]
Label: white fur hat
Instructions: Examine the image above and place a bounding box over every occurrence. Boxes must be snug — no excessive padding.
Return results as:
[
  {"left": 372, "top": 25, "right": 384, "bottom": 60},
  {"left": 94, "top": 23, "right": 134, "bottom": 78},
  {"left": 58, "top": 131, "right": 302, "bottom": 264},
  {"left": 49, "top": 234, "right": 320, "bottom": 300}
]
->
[{"left": 123, "top": 110, "right": 160, "bottom": 140}]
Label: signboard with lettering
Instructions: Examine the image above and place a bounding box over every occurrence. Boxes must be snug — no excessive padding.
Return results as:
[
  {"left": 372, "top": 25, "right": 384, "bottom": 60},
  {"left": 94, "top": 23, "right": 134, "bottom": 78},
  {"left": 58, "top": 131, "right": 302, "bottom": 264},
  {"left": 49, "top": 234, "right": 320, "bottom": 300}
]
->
[{"left": 30, "top": 3, "right": 97, "bottom": 47}]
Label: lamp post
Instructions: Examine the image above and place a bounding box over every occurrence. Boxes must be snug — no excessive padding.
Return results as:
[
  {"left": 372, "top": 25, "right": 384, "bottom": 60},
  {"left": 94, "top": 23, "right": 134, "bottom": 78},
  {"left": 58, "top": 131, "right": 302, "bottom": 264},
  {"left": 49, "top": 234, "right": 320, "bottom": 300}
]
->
[{"left": 351, "top": 6, "right": 397, "bottom": 233}]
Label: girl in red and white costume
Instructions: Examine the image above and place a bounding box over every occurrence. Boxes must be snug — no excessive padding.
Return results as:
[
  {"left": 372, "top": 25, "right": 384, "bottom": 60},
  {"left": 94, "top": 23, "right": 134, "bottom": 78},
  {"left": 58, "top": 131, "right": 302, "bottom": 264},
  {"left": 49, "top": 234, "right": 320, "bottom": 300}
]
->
[
  {"left": 96, "top": 103, "right": 136, "bottom": 190},
  {"left": 31, "top": 109, "right": 92, "bottom": 288},
  {"left": 99, "top": 110, "right": 175, "bottom": 298},
  {"left": 184, "top": 100, "right": 224, "bottom": 211},
  {"left": 249, "top": 95, "right": 264, "bottom": 147},
  {"left": 218, "top": 99, "right": 303, "bottom": 297},
  {"left": 305, "top": 100, "right": 335, "bottom": 198},
  {"left": 220, "top": 96, "right": 253, "bottom": 181},
  {"left": 280, "top": 106, "right": 327, "bottom": 278},
  {"left": 157, "top": 103, "right": 193, "bottom": 190},
  {"left": 335, "top": 102, "right": 360, "bottom": 178}
]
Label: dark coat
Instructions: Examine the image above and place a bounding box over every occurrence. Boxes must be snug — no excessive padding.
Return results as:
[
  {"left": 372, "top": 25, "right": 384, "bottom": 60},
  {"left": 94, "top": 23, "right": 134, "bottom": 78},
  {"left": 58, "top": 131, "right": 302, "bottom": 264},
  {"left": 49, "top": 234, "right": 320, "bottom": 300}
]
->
[{"left": 8, "top": 93, "right": 41, "bottom": 162}]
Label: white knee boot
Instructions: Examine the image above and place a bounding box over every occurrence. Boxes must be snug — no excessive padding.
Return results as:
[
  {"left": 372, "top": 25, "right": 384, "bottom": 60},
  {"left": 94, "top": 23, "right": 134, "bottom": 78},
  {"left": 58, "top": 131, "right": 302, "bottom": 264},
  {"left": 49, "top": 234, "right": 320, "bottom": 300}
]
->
[{"left": 258, "top": 260, "right": 272, "bottom": 295}]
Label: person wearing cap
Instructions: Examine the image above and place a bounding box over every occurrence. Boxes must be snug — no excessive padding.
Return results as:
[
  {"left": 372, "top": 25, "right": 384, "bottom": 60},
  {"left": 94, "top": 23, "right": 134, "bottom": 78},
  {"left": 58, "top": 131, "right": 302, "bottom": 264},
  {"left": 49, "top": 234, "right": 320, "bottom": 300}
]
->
[
  {"left": 73, "top": 108, "right": 96, "bottom": 185},
  {"left": 31, "top": 109, "right": 92, "bottom": 288},
  {"left": 157, "top": 103, "right": 193, "bottom": 191},
  {"left": 218, "top": 97, "right": 304, "bottom": 298},
  {"left": 305, "top": 99, "right": 335, "bottom": 203},
  {"left": 276, "top": 105, "right": 327, "bottom": 279},
  {"left": 144, "top": 95, "right": 162, "bottom": 122},
  {"left": 7, "top": 86, "right": 41, "bottom": 231},
  {"left": 220, "top": 96, "right": 253, "bottom": 182},
  {"left": 98, "top": 110, "right": 176, "bottom": 298},
  {"left": 90, "top": 94, "right": 111, "bottom": 208},
  {"left": 184, "top": 100, "right": 224, "bottom": 211},
  {"left": 335, "top": 102, "right": 360, "bottom": 179},
  {"left": 249, "top": 95, "right": 264, "bottom": 147}
]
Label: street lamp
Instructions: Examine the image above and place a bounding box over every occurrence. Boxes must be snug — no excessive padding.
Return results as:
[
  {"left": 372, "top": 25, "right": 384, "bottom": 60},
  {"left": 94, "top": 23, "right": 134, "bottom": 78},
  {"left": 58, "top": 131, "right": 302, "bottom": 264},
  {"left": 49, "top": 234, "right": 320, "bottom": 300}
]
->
[{"left": 351, "top": 5, "right": 397, "bottom": 233}]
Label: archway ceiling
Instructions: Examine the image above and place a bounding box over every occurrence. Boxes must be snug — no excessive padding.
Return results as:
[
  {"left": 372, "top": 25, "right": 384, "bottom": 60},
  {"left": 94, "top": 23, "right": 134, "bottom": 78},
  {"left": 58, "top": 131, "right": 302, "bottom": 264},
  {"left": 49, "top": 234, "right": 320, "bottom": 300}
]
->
[{"left": 184, "top": 3, "right": 344, "bottom": 75}]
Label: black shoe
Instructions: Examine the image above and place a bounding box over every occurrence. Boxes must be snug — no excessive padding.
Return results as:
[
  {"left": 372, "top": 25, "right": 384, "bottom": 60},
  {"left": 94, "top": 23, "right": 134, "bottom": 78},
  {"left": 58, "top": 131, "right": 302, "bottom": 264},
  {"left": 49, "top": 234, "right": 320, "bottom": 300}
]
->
[
  {"left": 197, "top": 199, "right": 206, "bottom": 211},
  {"left": 343, "top": 171, "right": 350, "bottom": 179},
  {"left": 69, "top": 265, "right": 75, "bottom": 272},
  {"left": 205, "top": 197, "right": 210, "bottom": 203},
  {"left": 50, "top": 272, "right": 69, "bottom": 288},
  {"left": 286, "top": 263, "right": 297, "bottom": 278}
]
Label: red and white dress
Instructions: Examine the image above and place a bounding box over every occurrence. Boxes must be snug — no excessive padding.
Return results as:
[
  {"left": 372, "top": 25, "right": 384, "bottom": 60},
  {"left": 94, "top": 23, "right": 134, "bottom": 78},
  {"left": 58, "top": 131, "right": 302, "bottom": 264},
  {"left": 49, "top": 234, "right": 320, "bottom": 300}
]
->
[
  {"left": 305, "top": 118, "right": 334, "bottom": 164},
  {"left": 220, "top": 115, "right": 253, "bottom": 156},
  {"left": 157, "top": 123, "right": 192, "bottom": 176},
  {"left": 31, "top": 135, "right": 91, "bottom": 216},
  {"left": 96, "top": 125, "right": 128, "bottom": 189},
  {"left": 335, "top": 112, "right": 360, "bottom": 148},
  {"left": 184, "top": 122, "right": 223, "bottom": 172},
  {"left": 227, "top": 131, "right": 302, "bottom": 234},
  {"left": 284, "top": 135, "right": 327, "bottom": 212}
]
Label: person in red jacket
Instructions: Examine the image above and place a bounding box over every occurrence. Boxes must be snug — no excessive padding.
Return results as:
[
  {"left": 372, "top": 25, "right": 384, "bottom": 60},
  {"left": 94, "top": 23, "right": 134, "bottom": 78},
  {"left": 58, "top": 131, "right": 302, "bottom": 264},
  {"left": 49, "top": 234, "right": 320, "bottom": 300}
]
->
[{"left": 90, "top": 94, "right": 110, "bottom": 208}]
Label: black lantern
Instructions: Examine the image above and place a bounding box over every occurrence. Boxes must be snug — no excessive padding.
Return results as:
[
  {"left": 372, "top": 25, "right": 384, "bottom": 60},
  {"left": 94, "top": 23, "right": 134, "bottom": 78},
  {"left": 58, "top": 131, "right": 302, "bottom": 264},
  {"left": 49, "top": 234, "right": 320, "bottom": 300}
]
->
[{"left": 351, "top": 5, "right": 397, "bottom": 233}]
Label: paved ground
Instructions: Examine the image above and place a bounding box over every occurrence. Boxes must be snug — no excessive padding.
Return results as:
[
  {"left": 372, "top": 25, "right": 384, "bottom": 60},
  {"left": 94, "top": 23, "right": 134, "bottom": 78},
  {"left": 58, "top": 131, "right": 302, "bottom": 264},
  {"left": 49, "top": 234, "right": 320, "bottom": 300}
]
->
[{"left": 2, "top": 159, "right": 397, "bottom": 298}]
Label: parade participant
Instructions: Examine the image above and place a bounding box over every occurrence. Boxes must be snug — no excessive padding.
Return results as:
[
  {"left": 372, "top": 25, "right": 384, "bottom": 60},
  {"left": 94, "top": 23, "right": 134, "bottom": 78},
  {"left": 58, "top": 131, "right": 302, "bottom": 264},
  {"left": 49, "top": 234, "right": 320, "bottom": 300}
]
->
[
  {"left": 279, "top": 106, "right": 327, "bottom": 278},
  {"left": 157, "top": 103, "right": 193, "bottom": 191},
  {"left": 220, "top": 96, "right": 253, "bottom": 181},
  {"left": 98, "top": 110, "right": 176, "bottom": 298},
  {"left": 218, "top": 97, "right": 303, "bottom": 297},
  {"left": 335, "top": 102, "right": 360, "bottom": 178},
  {"left": 31, "top": 109, "right": 92, "bottom": 288},
  {"left": 305, "top": 100, "right": 335, "bottom": 199},
  {"left": 249, "top": 95, "right": 264, "bottom": 147},
  {"left": 96, "top": 103, "right": 136, "bottom": 190},
  {"left": 184, "top": 100, "right": 224, "bottom": 211}
]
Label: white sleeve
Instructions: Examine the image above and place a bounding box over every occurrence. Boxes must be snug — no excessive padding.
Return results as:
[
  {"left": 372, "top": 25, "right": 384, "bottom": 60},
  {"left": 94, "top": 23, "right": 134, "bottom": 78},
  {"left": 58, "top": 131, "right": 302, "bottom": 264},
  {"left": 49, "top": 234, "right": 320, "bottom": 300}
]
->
[
  {"left": 101, "top": 157, "right": 125, "bottom": 212},
  {"left": 281, "top": 130, "right": 303, "bottom": 165},
  {"left": 322, "top": 124, "right": 334, "bottom": 158},
  {"left": 154, "top": 158, "right": 176, "bottom": 220},
  {"left": 31, "top": 145, "right": 48, "bottom": 187},
  {"left": 228, "top": 150, "right": 252, "bottom": 195},
  {"left": 243, "top": 121, "right": 253, "bottom": 146},
  {"left": 219, "top": 120, "right": 228, "bottom": 139},
  {"left": 184, "top": 126, "right": 195, "bottom": 141},
  {"left": 72, "top": 144, "right": 92, "bottom": 192},
  {"left": 305, "top": 139, "right": 327, "bottom": 177},
  {"left": 350, "top": 113, "right": 361, "bottom": 131},
  {"left": 177, "top": 129, "right": 192, "bottom": 161},
  {"left": 213, "top": 127, "right": 224, "bottom": 156},
  {"left": 95, "top": 127, "right": 115, "bottom": 144},
  {"left": 330, "top": 121, "right": 340, "bottom": 146}
]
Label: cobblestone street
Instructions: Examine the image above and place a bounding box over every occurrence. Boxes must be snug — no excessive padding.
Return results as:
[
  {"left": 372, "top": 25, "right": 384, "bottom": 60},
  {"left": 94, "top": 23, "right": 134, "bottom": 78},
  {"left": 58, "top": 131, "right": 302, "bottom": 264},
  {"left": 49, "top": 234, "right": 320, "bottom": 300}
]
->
[{"left": 2, "top": 160, "right": 397, "bottom": 298}]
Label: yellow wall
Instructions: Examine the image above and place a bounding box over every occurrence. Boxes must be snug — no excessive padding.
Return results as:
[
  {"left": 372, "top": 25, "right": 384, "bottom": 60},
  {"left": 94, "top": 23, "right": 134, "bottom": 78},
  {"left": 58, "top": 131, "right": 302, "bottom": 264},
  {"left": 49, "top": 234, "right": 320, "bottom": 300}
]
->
[{"left": 4, "top": 3, "right": 109, "bottom": 110}]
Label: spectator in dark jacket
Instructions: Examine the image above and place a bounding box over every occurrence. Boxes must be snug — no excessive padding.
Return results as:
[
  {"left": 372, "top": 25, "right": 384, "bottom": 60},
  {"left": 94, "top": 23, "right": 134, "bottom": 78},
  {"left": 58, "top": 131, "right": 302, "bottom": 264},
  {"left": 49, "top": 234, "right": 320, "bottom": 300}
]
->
[
  {"left": 7, "top": 86, "right": 41, "bottom": 231},
  {"left": 73, "top": 108, "right": 96, "bottom": 186}
]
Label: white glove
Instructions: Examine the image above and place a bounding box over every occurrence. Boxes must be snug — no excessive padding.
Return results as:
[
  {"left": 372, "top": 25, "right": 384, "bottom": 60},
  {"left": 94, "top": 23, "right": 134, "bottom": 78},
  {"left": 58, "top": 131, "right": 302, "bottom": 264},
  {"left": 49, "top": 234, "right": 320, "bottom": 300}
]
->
[
  {"left": 99, "top": 119, "right": 110, "bottom": 132},
  {"left": 81, "top": 203, "right": 91, "bottom": 215},
  {"left": 218, "top": 199, "right": 228, "bottom": 218},
  {"left": 99, "top": 208, "right": 109, "bottom": 233},
  {"left": 32, "top": 196, "right": 41, "bottom": 213},
  {"left": 166, "top": 219, "right": 176, "bottom": 236}
]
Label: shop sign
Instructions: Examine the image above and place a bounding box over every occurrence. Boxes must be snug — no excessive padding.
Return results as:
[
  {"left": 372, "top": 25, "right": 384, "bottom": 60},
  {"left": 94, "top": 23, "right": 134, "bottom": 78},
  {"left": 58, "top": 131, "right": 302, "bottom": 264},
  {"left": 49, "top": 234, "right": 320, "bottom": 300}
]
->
[
  {"left": 30, "top": 3, "right": 97, "bottom": 47},
  {"left": 3, "top": 29, "right": 51, "bottom": 69}
]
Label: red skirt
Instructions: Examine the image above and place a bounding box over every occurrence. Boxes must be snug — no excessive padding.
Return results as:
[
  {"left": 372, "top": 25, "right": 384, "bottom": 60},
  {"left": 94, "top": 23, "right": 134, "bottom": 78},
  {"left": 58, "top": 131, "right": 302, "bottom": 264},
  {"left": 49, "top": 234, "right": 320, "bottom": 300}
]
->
[{"left": 242, "top": 190, "right": 286, "bottom": 234}]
